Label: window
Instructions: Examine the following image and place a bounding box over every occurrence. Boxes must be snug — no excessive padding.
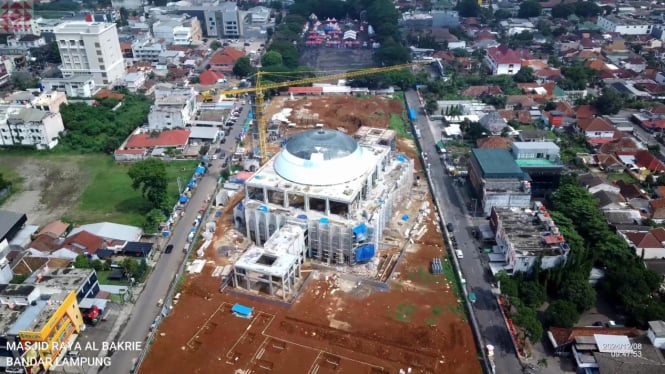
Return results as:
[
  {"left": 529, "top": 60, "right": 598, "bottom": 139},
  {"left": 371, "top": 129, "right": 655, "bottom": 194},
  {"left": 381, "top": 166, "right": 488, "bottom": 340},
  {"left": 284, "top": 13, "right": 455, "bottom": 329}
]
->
[
  {"left": 96, "top": 50, "right": 102, "bottom": 56},
  {"left": 102, "top": 73, "right": 107, "bottom": 77},
  {"left": 100, "top": 65, "right": 105, "bottom": 70},
  {"left": 98, "top": 58, "right": 103, "bottom": 63},
  {"left": 79, "top": 40, "right": 84, "bottom": 46},
  {"left": 95, "top": 42, "right": 100, "bottom": 48}
]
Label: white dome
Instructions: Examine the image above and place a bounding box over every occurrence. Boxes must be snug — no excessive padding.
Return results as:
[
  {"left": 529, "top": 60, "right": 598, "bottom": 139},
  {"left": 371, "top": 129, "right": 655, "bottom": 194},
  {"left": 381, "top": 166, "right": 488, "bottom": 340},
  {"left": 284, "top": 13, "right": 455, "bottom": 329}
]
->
[{"left": 274, "top": 130, "right": 368, "bottom": 186}]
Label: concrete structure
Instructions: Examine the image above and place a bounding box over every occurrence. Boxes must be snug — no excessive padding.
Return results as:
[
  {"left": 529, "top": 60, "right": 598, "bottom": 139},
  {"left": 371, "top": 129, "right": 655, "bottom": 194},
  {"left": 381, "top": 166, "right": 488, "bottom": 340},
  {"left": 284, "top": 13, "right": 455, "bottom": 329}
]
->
[
  {"left": 174, "top": 2, "right": 244, "bottom": 37},
  {"left": 0, "top": 108, "right": 64, "bottom": 150},
  {"left": 147, "top": 87, "right": 196, "bottom": 130},
  {"left": 7, "top": 35, "right": 45, "bottom": 49},
  {"left": 40, "top": 75, "right": 97, "bottom": 98},
  {"left": 131, "top": 38, "right": 165, "bottom": 62},
  {"left": 233, "top": 128, "right": 413, "bottom": 266},
  {"left": 511, "top": 142, "right": 563, "bottom": 197},
  {"left": 489, "top": 204, "right": 570, "bottom": 275},
  {"left": 468, "top": 148, "right": 531, "bottom": 216},
  {"left": 124, "top": 72, "right": 146, "bottom": 92},
  {"left": 54, "top": 22, "right": 126, "bottom": 86},
  {"left": 232, "top": 225, "right": 305, "bottom": 300},
  {"left": 111, "top": 0, "right": 144, "bottom": 10},
  {"left": 597, "top": 15, "right": 653, "bottom": 35},
  {"left": 68, "top": 222, "right": 142, "bottom": 242}
]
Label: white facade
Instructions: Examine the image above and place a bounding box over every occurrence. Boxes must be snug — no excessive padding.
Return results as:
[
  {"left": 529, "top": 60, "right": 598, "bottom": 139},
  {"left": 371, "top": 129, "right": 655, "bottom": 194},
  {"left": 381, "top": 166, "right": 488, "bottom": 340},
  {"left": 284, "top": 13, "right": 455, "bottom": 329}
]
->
[
  {"left": 597, "top": 15, "right": 653, "bottom": 35},
  {"left": 0, "top": 108, "right": 64, "bottom": 150},
  {"left": 648, "top": 321, "right": 665, "bottom": 349},
  {"left": 153, "top": 20, "right": 180, "bottom": 43},
  {"left": 111, "top": 0, "right": 144, "bottom": 10},
  {"left": 147, "top": 91, "right": 196, "bottom": 130},
  {"left": 54, "top": 22, "right": 126, "bottom": 87},
  {"left": 484, "top": 52, "right": 520, "bottom": 75},
  {"left": 124, "top": 72, "right": 146, "bottom": 92},
  {"left": 7, "top": 35, "right": 46, "bottom": 49},
  {"left": 131, "top": 38, "right": 165, "bottom": 62},
  {"left": 41, "top": 75, "right": 97, "bottom": 98},
  {"left": 173, "top": 26, "right": 192, "bottom": 45},
  {"left": 220, "top": 3, "right": 243, "bottom": 37}
]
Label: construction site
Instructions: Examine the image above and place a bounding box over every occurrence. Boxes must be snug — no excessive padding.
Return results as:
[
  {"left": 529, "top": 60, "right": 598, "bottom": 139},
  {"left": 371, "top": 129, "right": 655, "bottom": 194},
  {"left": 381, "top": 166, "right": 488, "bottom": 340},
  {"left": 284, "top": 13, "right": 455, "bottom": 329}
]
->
[{"left": 139, "top": 94, "right": 481, "bottom": 373}]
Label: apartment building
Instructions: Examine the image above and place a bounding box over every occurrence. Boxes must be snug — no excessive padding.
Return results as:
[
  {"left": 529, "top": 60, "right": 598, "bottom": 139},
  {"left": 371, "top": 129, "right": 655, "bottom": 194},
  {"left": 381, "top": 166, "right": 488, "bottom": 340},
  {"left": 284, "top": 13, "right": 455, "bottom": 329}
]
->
[
  {"left": 0, "top": 108, "right": 64, "bottom": 150},
  {"left": 174, "top": 2, "right": 243, "bottom": 37},
  {"left": 54, "top": 21, "right": 126, "bottom": 86},
  {"left": 147, "top": 85, "right": 196, "bottom": 130},
  {"left": 131, "top": 38, "right": 165, "bottom": 62},
  {"left": 484, "top": 45, "right": 522, "bottom": 75},
  {"left": 597, "top": 15, "right": 653, "bottom": 36},
  {"left": 40, "top": 75, "right": 97, "bottom": 98}
]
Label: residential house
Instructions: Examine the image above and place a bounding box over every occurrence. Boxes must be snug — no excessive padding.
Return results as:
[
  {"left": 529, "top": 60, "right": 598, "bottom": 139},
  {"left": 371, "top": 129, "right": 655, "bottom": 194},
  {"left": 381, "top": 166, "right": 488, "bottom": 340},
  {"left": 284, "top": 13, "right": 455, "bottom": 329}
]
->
[
  {"left": 578, "top": 174, "right": 621, "bottom": 195},
  {"left": 623, "top": 230, "right": 665, "bottom": 259},
  {"left": 649, "top": 198, "right": 665, "bottom": 222},
  {"left": 58, "top": 230, "right": 106, "bottom": 259},
  {"left": 598, "top": 137, "right": 639, "bottom": 155},
  {"left": 115, "top": 129, "right": 191, "bottom": 160},
  {"left": 147, "top": 86, "right": 196, "bottom": 130},
  {"left": 124, "top": 72, "right": 146, "bottom": 93},
  {"left": 597, "top": 15, "right": 654, "bottom": 35},
  {"left": 209, "top": 47, "right": 245, "bottom": 73},
  {"left": 461, "top": 85, "right": 503, "bottom": 98},
  {"left": 505, "top": 96, "right": 536, "bottom": 110},
  {"left": 0, "top": 108, "right": 64, "bottom": 150},
  {"left": 547, "top": 326, "right": 641, "bottom": 357},
  {"left": 604, "top": 209, "right": 642, "bottom": 225},
  {"left": 479, "top": 111, "right": 509, "bottom": 135},
  {"left": 40, "top": 75, "right": 97, "bottom": 98},
  {"left": 518, "top": 129, "right": 548, "bottom": 142},
  {"left": 575, "top": 105, "right": 597, "bottom": 120},
  {"left": 67, "top": 222, "right": 142, "bottom": 242},
  {"left": 593, "top": 190, "right": 626, "bottom": 210},
  {"left": 37, "top": 220, "right": 69, "bottom": 238},
  {"left": 511, "top": 141, "right": 563, "bottom": 197},
  {"left": 634, "top": 150, "right": 665, "bottom": 173},
  {"left": 576, "top": 117, "right": 617, "bottom": 145},
  {"left": 498, "top": 110, "right": 532, "bottom": 125},
  {"left": 199, "top": 70, "right": 226, "bottom": 86},
  {"left": 594, "top": 153, "right": 624, "bottom": 172},
  {"left": 484, "top": 45, "right": 522, "bottom": 75}
]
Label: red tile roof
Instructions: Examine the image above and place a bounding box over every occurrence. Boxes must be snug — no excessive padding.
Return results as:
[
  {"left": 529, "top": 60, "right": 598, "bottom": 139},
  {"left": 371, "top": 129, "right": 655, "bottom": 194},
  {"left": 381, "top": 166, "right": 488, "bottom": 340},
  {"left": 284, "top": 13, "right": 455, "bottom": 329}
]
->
[
  {"left": 625, "top": 232, "right": 663, "bottom": 249},
  {"left": 486, "top": 45, "right": 521, "bottom": 65},
  {"left": 578, "top": 117, "right": 614, "bottom": 132},
  {"left": 38, "top": 220, "right": 69, "bottom": 238},
  {"left": 598, "top": 137, "right": 639, "bottom": 154},
  {"left": 209, "top": 47, "right": 245, "bottom": 66},
  {"left": 651, "top": 227, "right": 665, "bottom": 243},
  {"left": 199, "top": 70, "right": 225, "bottom": 85},
  {"left": 634, "top": 149, "right": 665, "bottom": 172},
  {"left": 95, "top": 89, "right": 125, "bottom": 101},
  {"left": 63, "top": 231, "right": 105, "bottom": 255},
  {"left": 650, "top": 197, "right": 665, "bottom": 210},
  {"left": 575, "top": 105, "right": 597, "bottom": 119},
  {"left": 125, "top": 129, "right": 190, "bottom": 149}
]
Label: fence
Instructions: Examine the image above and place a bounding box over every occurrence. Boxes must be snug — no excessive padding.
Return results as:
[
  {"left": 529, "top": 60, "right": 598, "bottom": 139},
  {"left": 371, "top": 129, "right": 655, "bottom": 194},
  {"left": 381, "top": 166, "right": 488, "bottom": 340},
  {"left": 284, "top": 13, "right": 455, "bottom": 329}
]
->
[
  {"left": 130, "top": 162, "right": 224, "bottom": 374},
  {"left": 403, "top": 90, "right": 494, "bottom": 374}
]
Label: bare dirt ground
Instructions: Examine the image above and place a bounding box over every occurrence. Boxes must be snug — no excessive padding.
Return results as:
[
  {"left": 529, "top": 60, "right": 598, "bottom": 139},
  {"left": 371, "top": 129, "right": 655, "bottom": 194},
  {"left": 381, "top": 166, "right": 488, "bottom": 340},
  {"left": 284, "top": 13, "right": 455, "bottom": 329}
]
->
[
  {"left": 139, "top": 97, "right": 481, "bottom": 374},
  {"left": 0, "top": 156, "right": 87, "bottom": 226}
]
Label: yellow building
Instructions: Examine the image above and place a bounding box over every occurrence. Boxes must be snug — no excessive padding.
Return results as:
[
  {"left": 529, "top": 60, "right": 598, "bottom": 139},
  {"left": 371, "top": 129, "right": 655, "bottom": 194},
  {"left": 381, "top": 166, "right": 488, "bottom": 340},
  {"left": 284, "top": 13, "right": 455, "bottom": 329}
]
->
[{"left": 17, "top": 291, "right": 83, "bottom": 373}]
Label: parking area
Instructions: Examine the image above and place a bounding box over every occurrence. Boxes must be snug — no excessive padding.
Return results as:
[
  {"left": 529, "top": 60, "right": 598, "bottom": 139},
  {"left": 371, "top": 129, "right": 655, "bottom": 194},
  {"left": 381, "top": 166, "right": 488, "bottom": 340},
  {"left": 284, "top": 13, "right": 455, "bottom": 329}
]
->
[{"left": 76, "top": 303, "right": 123, "bottom": 363}]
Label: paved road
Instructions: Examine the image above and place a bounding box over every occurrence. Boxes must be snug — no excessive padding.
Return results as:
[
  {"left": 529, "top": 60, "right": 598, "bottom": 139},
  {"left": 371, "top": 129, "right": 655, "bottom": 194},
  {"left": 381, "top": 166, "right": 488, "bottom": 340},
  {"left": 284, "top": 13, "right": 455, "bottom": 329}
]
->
[
  {"left": 104, "top": 102, "right": 253, "bottom": 374},
  {"left": 404, "top": 90, "right": 523, "bottom": 374}
]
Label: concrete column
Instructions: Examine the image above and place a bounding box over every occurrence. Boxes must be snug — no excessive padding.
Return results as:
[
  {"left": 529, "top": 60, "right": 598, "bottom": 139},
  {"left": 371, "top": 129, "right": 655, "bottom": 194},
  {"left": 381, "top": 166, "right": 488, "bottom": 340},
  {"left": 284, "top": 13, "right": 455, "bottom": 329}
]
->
[
  {"left": 269, "top": 277, "right": 273, "bottom": 297},
  {"left": 304, "top": 194, "right": 310, "bottom": 211},
  {"left": 283, "top": 191, "right": 288, "bottom": 208},
  {"left": 263, "top": 187, "right": 269, "bottom": 204},
  {"left": 325, "top": 199, "right": 330, "bottom": 216}
]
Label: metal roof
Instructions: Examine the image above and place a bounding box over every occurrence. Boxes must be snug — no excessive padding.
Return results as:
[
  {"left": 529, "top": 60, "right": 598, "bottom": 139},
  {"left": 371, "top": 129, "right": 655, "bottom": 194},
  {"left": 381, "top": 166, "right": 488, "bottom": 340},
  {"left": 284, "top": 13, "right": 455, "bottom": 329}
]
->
[
  {"left": 472, "top": 149, "right": 525, "bottom": 179},
  {"left": 0, "top": 210, "right": 27, "bottom": 241}
]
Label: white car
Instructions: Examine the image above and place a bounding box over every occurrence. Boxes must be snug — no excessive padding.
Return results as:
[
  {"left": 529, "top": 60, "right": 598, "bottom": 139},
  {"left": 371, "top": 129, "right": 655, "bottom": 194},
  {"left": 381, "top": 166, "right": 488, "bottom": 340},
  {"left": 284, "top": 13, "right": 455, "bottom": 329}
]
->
[{"left": 455, "top": 250, "right": 464, "bottom": 259}]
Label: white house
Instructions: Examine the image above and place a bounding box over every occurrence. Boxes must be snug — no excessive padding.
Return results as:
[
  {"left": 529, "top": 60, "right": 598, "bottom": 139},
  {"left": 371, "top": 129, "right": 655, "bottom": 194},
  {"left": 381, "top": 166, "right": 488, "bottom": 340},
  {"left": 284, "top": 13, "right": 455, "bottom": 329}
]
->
[
  {"left": 484, "top": 45, "right": 521, "bottom": 75},
  {"left": 597, "top": 15, "right": 653, "bottom": 36},
  {"left": 68, "top": 222, "right": 143, "bottom": 242},
  {"left": 622, "top": 230, "right": 665, "bottom": 260},
  {"left": 124, "top": 72, "right": 146, "bottom": 92},
  {"left": 576, "top": 117, "right": 617, "bottom": 145},
  {"left": 40, "top": 75, "right": 97, "bottom": 98},
  {"left": 0, "top": 108, "right": 64, "bottom": 150},
  {"left": 648, "top": 321, "right": 665, "bottom": 349},
  {"left": 147, "top": 86, "right": 196, "bottom": 130}
]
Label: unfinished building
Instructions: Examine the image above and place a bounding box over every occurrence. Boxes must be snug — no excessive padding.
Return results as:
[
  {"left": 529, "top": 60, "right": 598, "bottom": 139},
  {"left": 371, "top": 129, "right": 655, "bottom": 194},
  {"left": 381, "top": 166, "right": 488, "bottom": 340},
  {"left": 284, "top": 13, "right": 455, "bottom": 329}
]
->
[{"left": 233, "top": 127, "right": 413, "bottom": 270}]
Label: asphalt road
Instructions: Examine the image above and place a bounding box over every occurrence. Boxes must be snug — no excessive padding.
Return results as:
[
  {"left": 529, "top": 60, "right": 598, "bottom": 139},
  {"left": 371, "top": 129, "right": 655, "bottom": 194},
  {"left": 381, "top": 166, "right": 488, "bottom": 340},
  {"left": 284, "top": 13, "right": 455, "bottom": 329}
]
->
[
  {"left": 404, "top": 91, "right": 523, "bottom": 374},
  {"left": 104, "top": 103, "right": 251, "bottom": 374}
]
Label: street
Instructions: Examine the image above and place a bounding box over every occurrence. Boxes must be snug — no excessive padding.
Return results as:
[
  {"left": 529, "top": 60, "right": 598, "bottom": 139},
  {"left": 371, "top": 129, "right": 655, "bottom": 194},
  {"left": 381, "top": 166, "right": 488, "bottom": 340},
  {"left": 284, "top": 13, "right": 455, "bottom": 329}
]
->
[
  {"left": 103, "top": 104, "right": 250, "bottom": 374},
  {"left": 404, "top": 91, "right": 523, "bottom": 374}
]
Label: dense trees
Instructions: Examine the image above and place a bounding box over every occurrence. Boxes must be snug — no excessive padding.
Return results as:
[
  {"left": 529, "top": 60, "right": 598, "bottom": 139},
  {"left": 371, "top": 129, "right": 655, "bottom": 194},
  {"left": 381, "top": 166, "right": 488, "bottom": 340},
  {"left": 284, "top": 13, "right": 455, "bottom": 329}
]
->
[
  {"left": 232, "top": 57, "right": 255, "bottom": 78},
  {"left": 545, "top": 300, "right": 580, "bottom": 328},
  {"left": 58, "top": 94, "right": 151, "bottom": 153},
  {"left": 128, "top": 159, "right": 169, "bottom": 211},
  {"left": 593, "top": 88, "right": 624, "bottom": 115},
  {"left": 551, "top": 1, "right": 602, "bottom": 19},
  {"left": 517, "top": 0, "right": 542, "bottom": 18},
  {"left": 456, "top": 0, "right": 481, "bottom": 18},
  {"left": 513, "top": 67, "right": 536, "bottom": 83},
  {"left": 551, "top": 178, "right": 665, "bottom": 326}
]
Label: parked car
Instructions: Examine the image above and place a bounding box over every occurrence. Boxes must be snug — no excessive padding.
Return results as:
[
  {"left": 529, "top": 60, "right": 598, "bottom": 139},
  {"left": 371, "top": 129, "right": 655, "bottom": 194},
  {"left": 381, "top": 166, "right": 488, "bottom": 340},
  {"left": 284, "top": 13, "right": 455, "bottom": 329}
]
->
[
  {"left": 446, "top": 223, "right": 454, "bottom": 232},
  {"left": 455, "top": 250, "right": 463, "bottom": 259},
  {"left": 165, "top": 244, "right": 173, "bottom": 254},
  {"left": 221, "top": 138, "right": 226, "bottom": 144}
]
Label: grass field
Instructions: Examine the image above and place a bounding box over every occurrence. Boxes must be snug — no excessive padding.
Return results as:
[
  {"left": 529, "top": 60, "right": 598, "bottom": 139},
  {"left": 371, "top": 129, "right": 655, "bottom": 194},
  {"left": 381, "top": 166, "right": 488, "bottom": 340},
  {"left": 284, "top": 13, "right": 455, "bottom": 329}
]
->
[
  {"left": 73, "top": 156, "right": 199, "bottom": 226},
  {"left": 0, "top": 153, "right": 199, "bottom": 227}
]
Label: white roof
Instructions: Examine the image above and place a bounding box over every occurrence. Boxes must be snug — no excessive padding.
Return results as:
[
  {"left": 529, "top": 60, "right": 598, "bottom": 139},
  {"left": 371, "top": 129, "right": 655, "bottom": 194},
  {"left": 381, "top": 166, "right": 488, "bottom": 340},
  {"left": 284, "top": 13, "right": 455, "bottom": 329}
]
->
[
  {"left": 234, "top": 247, "right": 298, "bottom": 276},
  {"left": 594, "top": 334, "right": 633, "bottom": 353},
  {"left": 189, "top": 126, "right": 219, "bottom": 139},
  {"left": 68, "top": 222, "right": 142, "bottom": 242}
]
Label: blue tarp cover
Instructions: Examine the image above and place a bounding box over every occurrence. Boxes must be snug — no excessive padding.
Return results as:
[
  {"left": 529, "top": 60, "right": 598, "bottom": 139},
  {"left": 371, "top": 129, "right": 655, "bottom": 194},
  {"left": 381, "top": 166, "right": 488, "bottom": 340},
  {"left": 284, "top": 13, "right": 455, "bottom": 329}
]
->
[
  {"left": 231, "top": 303, "right": 253, "bottom": 316},
  {"left": 353, "top": 224, "right": 367, "bottom": 235},
  {"left": 397, "top": 155, "right": 407, "bottom": 162},
  {"left": 258, "top": 205, "right": 268, "bottom": 212},
  {"left": 195, "top": 166, "right": 205, "bottom": 174},
  {"left": 319, "top": 218, "right": 329, "bottom": 224},
  {"left": 402, "top": 215, "right": 409, "bottom": 221},
  {"left": 179, "top": 196, "right": 188, "bottom": 203},
  {"left": 355, "top": 244, "right": 375, "bottom": 262},
  {"left": 297, "top": 214, "right": 307, "bottom": 220}
]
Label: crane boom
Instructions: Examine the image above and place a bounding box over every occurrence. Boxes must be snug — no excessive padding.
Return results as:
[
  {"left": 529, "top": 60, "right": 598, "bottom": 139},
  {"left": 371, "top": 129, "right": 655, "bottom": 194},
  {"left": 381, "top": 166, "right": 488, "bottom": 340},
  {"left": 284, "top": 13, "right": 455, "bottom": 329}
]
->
[{"left": 217, "top": 60, "right": 432, "bottom": 164}]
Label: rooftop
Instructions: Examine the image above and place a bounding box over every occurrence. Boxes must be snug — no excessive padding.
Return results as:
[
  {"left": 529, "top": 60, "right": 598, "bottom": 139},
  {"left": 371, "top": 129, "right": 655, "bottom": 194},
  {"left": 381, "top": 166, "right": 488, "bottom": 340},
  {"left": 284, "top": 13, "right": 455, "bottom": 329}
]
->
[
  {"left": 124, "top": 129, "right": 190, "bottom": 149},
  {"left": 234, "top": 246, "right": 299, "bottom": 277},
  {"left": 472, "top": 149, "right": 525, "bottom": 179},
  {"left": 353, "top": 126, "right": 396, "bottom": 147},
  {"left": 515, "top": 158, "right": 561, "bottom": 167},
  {"left": 9, "top": 292, "right": 70, "bottom": 334},
  {"left": 25, "top": 267, "right": 94, "bottom": 293},
  {"left": 0, "top": 305, "right": 27, "bottom": 334},
  {"left": 53, "top": 21, "right": 116, "bottom": 34},
  {"left": 0, "top": 284, "right": 37, "bottom": 297},
  {"left": 0, "top": 210, "right": 26, "bottom": 241},
  {"left": 263, "top": 225, "right": 304, "bottom": 256},
  {"left": 494, "top": 207, "right": 569, "bottom": 257}
]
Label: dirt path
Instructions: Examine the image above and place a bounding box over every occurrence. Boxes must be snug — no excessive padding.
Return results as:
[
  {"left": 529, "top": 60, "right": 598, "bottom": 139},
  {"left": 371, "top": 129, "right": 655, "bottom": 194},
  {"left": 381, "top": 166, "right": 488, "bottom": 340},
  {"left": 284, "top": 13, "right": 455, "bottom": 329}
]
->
[{"left": 1, "top": 156, "right": 87, "bottom": 226}]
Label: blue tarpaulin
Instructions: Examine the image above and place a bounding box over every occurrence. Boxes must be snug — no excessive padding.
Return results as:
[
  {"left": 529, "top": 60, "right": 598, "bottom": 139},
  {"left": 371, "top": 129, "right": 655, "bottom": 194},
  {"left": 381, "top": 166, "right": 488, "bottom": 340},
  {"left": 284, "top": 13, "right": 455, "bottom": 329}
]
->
[
  {"left": 179, "top": 196, "right": 188, "bottom": 203},
  {"left": 195, "top": 166, "right": 205, "bottom": 174},
  {"left": 353, "top": 224, "right": 368, "bottom": 241},
  {"left": 258, "top": 205, "right": 268, "bottom": 212},
  {"left": 191, "top": 227, "right": 196, "bottom": 233},
  {"left": 355, "top": 244, "right": 375, "bottom": 262},
  {"left": 231, "top": 303, "right": 253, "bottom": 317},
  {"left": 188, "top": 180, "right": 196, "bottom": 188},
  {"left": 319, "top": 218, "right": 329, "bottom": 224},
  {"left": 397, "top": 155, "right": 407, "bottom": 162},
  {"left": 402, "top": 215, "right": 409, "bottom": 222},
  {"left": 297, "top": 214, "right": 307, "bottom": 220},
  {"left": 162, "top": 231, "right": 170, "bottom": 237},
  {"left": 248, "top": 112, "right": 254, "bottom": 119}
]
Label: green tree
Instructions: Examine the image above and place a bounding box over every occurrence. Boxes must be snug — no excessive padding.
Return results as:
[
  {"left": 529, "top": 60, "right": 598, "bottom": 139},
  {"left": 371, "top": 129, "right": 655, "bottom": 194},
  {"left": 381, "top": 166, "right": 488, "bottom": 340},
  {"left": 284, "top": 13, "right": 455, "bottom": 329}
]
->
[
  {"left": 232, "top": 57, "right": 255, "bottom": 78},
  {"left": 545, "top": 300, "right": 580, "bottom": 327},
  {"left": 261, "top": 51, "right": 283, "bottom": 67},
  {"left": 267, "top": 41, "right": 299, "bottom": 68},
  {"left": 560, "top": 276, "right": 596, "bottom": 312},
  {"left": 91, "top": 259, "right": 104, "bottom": 271},
  {"left": 136, "top": 258, "right": 148, "bottom": 280},
  {"left": 74, "top": 255, "right": 91, "bottom": 269},
  {"left": 128, "top": 158, "right": 169, "bottom": 210},
  {"left": 10, "top": 71, "right": 37, "bottom": 90},
  {"left": 593, "top": 88, "right": 624, "bottom": 115},
  {"left": 0, "top": 172, "right": 10, "bottom": 190},
  {"left": 551, "top": 3, "right": 575, "bottom": 18},
  {"left": 122, "top": 258, "right": 139, "bottom": 279},
  {"left": 513, "top": 306, "right": 543, "bottom": 341},
  {"left": 574, "top": 1, "right": 601, "bottom": 18},
  {"left": 513, "top": 67, "right": 536, "bottom": 83},
  {"left": 456, "top": 0, "right": 481, "bottom": 17},
  {"left": 518, "top": 0, "right": 542, "bottom": 18},
  {"left": 143, "top": 208, "right": 166, "bottom": 233},
  {"left": 210, "top": 40, "right": 222, "bottom": 50},
  {"left": 496, "top": 271, "right": 519, "bottom": 297},
  {"left": 189, "top": 76, "right": 200, "bottom": 84},
  {"left": 519, "top": 281, "right": 546, "bottom": 308},
  {"left": 425, "top": 98, "right": 438, "bottom": 114}
]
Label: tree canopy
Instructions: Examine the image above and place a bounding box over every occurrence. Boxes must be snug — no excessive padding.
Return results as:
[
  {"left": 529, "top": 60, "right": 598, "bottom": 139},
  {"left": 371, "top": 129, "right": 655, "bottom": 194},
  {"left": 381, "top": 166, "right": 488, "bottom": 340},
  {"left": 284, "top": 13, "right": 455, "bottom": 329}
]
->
[
  {"left": 456, "top": 0, "right": 481, "bottom": 18},
  {"left": 517, "top": 0, "right": 542, "bottom": 18},
  {"left": 513, "top": 67, "right": 536, "bottom": 83},
  {"left": 552, "top": 1, "right": 602, "bottom": 19},
  {"left": 593, "top": 88, "right": 624, "bottom": 115},
  {"left": 545, "top": 300, "right": 580, "bottom": 328},
  {"left": 128, "top": 158, "right": 169, "bottom": 211},
  {"left": 233, "top": 57, "right": 255, "bottom": 78}
]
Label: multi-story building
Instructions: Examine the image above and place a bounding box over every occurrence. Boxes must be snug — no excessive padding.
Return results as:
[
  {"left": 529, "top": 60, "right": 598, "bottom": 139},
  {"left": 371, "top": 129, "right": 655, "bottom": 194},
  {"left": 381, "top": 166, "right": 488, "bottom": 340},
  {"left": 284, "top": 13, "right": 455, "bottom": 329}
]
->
[
  {"left": 40, "top": 75, "right": 97, "bottom": 98},
  {"left": 0, "top": 108, "right": 64, "bottom": 150},
  {"left": 174, "top": 2, "right": 243, "bottom": 37},
  {"left": 147, "top": 86, "right": 196, "bottom": 130},
  {"left": 7, "top": 35, "right": 46, "bottom": 49},
  {"left": 54, "top": 21, "right": 126, "bottom": 87},
  {"left": 111, "top": 0, "right": 144, "bottom": 10},
  {"left": 468, "top": 148, "right": 531, "bottom": 216},
  {"left": 511, "top": 142, "right": 563, "bottom": 197},
  {"left": 489, "top": 204, "right": 570, "bottom": 275},
  {"left": 173, "top": 26, "right": 192, "bottom": 45},
  {"left": 131, "top": 38, "right": 165, "bottom": 62},
  {"left": 153, "top": 20, "right": 181, "bottom": 43},
  {"left": 484, "top": 45, "right": 521, "bottom": 75},
  {"left": 597, "top": 15, "right": 653, "bottom": 36},
  {"left": 4, "top": 90, "right": 67, "bottom": 113}
]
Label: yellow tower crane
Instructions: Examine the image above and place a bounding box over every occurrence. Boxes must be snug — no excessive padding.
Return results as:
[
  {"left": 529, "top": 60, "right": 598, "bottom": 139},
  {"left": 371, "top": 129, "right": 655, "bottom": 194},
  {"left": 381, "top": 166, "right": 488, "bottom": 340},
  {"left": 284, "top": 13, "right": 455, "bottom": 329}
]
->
[{"left": 216, "top": 60, "right": 433, "bottom": 165}]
